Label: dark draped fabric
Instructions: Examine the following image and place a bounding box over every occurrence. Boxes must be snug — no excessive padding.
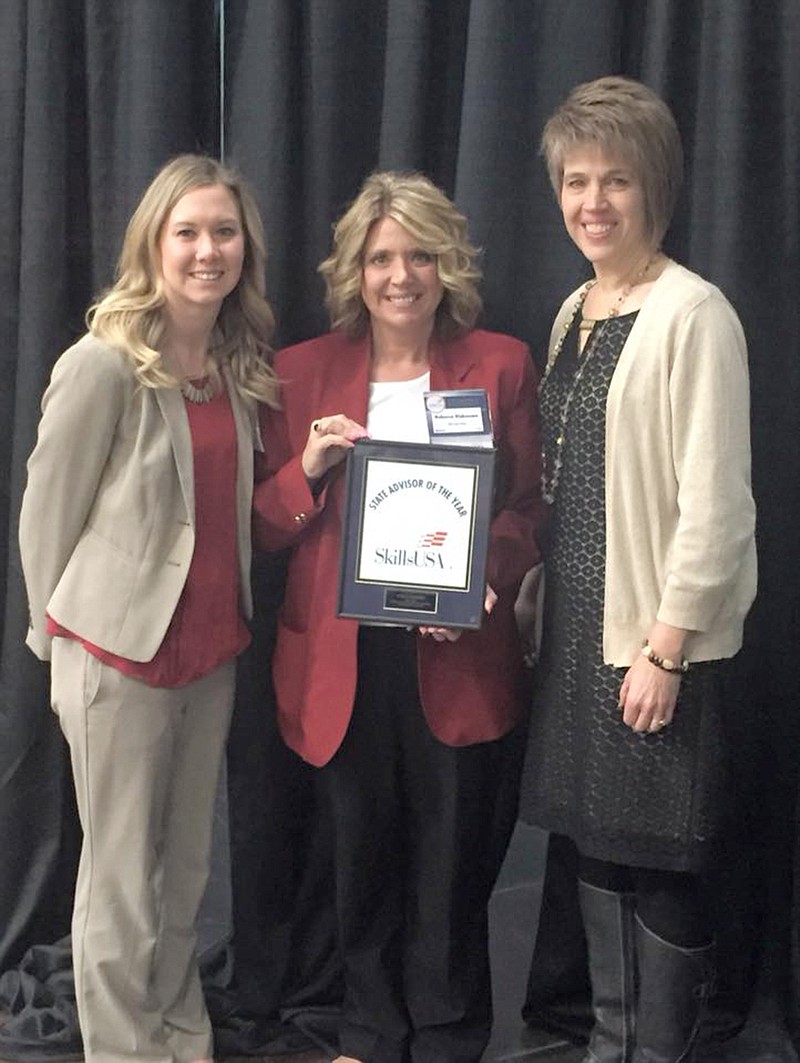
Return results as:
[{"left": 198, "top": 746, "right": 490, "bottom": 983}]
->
[
  {"left": 1, "top": 0, "right": 799, "bottom": 1057},
  {"left": 0, "top": 0, "right": 222, "bottom": 1054},
  {"left": 0, "top": 0, "right": 218, "bottom": 971}
]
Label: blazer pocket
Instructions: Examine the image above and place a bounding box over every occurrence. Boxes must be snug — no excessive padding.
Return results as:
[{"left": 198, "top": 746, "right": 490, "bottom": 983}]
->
[
  {"left": 50, "top": 637, "right": 103, "bottom": 718},
  {"left": 82, "top": 650, "right": 103, "bottom": 708}
]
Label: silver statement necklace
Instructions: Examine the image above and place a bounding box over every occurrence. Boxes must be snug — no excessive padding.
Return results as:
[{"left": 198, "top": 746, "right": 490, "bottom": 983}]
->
[
  {"left": 539, "top": 255, "right": 657, "bottom": 504},
  {"left": 180, "top": 375, "right": 217, "bottom": 404},
  {"left": 168, "top": 343, "right": 219, "bottom": 404}
]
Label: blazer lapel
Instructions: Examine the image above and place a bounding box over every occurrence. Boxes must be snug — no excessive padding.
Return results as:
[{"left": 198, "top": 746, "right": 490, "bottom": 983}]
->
[
  {"left": 429, "top": 335, "right": 477, "bottom": 389},
  {"left": 319, "top": 337, "right": 371, "bottom": 517},
  {"left": 222, "top": 364, "right": 256, "bottom": 541},
  {"left": 155, "top": 387, "right": 195, "bottom": 522},
  {"left": 333, "top": 335, "right": 372, "bottom": 425}
]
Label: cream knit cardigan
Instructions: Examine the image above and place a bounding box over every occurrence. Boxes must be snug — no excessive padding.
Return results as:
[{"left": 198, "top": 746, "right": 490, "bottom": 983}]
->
[{"left": 547, "top": 259, "right": 757, "bottom": 665}]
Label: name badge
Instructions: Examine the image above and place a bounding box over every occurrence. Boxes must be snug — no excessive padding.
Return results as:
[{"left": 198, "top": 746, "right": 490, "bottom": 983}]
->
[{"left": 424, "top": 389, "right": 493, "bottom": 448}]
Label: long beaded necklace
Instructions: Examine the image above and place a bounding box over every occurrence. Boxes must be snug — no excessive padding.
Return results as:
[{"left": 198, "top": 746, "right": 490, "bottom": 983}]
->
[
  {"left": 539, "top": 281, "right": 595, "bottom": 505},
  {"left": 539, "top": 255, "right": 657, "bottom": 505}
]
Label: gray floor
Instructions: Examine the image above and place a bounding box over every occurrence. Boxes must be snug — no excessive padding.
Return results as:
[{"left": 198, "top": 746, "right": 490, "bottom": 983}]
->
[
  {"left": 200, "top": 782, "right": 797, "bottom": 1062},
  {"left": 485, "top": 823, "right": 798, "bottom": 1063},
  {"left": 485, "top": 823, "right": 581, "bottom": 1061}
]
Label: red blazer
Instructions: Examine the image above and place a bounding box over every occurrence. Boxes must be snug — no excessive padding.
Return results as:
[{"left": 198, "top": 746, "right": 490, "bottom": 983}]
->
[{"left": 254, "top": 329, "right": 545, "bottom": 767}]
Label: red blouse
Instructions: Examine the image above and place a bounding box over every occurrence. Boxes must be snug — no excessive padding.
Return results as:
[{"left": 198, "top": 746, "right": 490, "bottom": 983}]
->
[{"left": 48, "top": 387, "right": 250, "bottom": 686}]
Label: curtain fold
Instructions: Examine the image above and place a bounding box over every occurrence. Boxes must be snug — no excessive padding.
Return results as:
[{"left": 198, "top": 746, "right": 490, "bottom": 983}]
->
[
  {"left": 0, "top": 0, "right": 219, "bottom": 981},
  {"left": 1, "top": 0, "right": 97, "bottom": 978}
]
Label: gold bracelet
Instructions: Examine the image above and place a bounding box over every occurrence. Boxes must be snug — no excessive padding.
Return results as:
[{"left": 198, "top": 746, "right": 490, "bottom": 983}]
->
[{"left": 640, "top": 641, "right": 688, "bottom": 674}]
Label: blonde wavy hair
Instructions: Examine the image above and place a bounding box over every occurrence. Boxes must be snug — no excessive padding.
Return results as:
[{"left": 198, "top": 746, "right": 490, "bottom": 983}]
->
[
  {"left": 88, "top": 154, "right": 279, "bottom": 406},
  {"left": 319, "top": 171, "right": 482, "bottom": 340},
  {"left": 541, "top": 76, "right": 683, "bottom": 250}
]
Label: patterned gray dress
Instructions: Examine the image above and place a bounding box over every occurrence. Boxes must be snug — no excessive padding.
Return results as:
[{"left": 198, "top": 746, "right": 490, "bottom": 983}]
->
[{"left": 519, "top": 311, "right": 729, "bottom": 872}]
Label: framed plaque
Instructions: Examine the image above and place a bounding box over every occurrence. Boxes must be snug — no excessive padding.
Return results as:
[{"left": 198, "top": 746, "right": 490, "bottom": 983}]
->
[{"left": 337, "top": 438, "right": 496, "bottom": 629}]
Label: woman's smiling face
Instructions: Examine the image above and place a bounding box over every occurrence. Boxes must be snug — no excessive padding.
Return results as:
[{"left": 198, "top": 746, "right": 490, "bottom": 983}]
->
[
  {"left": 360, "top": 216, "right": 443, "bottom": 336},
  {"left": 560, "top": 144, "right": 650, "bottom": 275},
  {"left": 158, "top": 183, "right": 245, "bottom": 315}
]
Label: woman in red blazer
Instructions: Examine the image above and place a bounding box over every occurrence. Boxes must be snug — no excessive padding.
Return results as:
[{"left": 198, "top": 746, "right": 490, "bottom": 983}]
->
[{"left": 254, "top": 172, "right": 544, "bottom": 1063}]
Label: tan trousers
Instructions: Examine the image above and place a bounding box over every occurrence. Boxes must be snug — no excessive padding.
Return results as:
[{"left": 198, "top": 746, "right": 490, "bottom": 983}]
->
[{"left": 51, "top": 637, "right": 235, "bottom": 1063}]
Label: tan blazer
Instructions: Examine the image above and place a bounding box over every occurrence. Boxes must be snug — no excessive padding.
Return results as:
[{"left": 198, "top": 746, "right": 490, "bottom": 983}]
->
[{"left": 20, "top": 334, "right": 258, "bottom": 662}]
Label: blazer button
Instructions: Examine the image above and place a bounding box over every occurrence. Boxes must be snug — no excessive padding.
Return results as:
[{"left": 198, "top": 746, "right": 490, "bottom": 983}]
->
[{"left": 293, "top": 512, "right": 308, "bottom": 524}]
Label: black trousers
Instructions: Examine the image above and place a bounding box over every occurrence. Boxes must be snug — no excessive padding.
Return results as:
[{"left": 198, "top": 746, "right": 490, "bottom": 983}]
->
[{"left": 320, "top": 626, "right": 524, "bottom": 1063}]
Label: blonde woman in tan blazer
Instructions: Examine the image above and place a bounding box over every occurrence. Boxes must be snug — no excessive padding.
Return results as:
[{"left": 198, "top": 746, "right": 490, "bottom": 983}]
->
[{"left": 19, "top": 155, "right": 278, "bottom": 1063}]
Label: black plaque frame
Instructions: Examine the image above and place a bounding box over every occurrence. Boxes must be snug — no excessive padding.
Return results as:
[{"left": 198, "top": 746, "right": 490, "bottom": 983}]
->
[{"left": 337, "top": 438, "right": 496, "bottom": 629}]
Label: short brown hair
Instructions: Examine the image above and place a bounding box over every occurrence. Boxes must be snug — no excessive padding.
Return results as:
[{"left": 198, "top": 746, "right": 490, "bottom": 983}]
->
[
  {"left": 541, "top": 76, "right": 683, "bottom": 248},
  {"left": 319, "top": 171, "right": 482, "bottom": 339}
]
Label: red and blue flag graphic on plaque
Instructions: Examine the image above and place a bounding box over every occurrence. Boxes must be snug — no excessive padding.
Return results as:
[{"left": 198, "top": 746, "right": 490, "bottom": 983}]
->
[{"left": 419, "top": 530, "right": 448, "bottom": 548}]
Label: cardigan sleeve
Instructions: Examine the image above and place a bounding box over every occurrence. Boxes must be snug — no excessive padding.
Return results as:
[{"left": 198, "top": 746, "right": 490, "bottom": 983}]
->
[{"left": 656, "top": 292, "right": 756, "bottom": 631}]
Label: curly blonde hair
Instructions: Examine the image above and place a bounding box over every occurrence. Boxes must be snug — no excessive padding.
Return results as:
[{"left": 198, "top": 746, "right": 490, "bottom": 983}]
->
[
  {"left": 88, "top": 154, "right": 279, "bottom": 406},
  {"left": 319, "top": 171, "right": 482, "bottom": 340},
  {"left": 541, "top": 76, "right": 683, "bottom": 249}
]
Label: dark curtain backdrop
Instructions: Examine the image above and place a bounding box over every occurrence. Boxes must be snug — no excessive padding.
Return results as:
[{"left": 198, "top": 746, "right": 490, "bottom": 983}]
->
[
  {"left": 1, "top": 0, "right": 799, "bottom": 1057},
  {"left": 0, "top": 0, "right": 219, "bottom": 970}
]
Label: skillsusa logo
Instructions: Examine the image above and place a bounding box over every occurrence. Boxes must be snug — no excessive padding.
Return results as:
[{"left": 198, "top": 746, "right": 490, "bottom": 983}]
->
[{"left": 373, "top": 529, "right": 450, "bottom": 570}]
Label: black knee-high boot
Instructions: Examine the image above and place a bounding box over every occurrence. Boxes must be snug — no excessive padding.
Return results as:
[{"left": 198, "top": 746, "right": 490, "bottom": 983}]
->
[
  {"left": 578, "top": 880, "right": 637, "bottom": 1063},
  {"left": 632, "top": 916, "right": 714, "bottom": 1062}
]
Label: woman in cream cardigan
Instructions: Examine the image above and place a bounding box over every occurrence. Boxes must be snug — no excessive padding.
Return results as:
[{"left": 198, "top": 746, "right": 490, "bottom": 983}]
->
[{"left": 519, "top": 77, "right": 756, "bottom": 1062}]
